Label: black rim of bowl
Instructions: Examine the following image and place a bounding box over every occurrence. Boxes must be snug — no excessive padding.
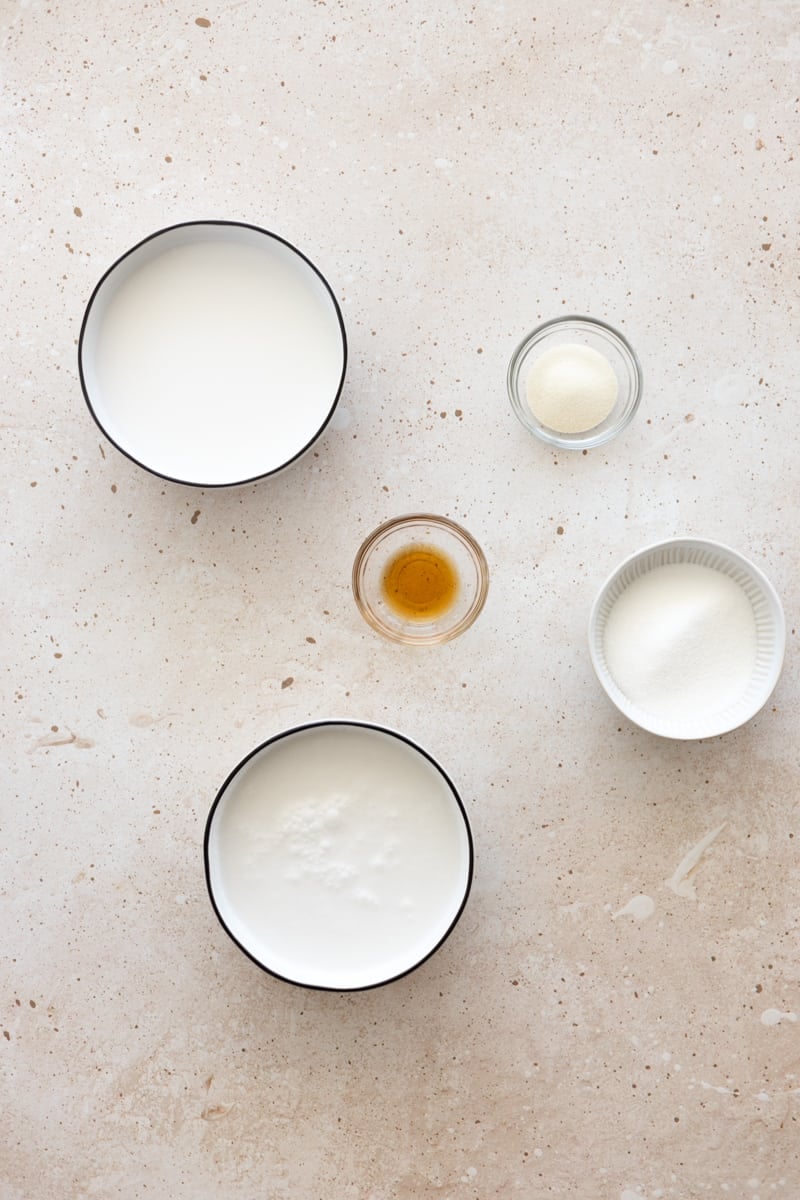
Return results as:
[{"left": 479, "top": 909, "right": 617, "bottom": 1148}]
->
[
  {"left": 203, "top": 719, "right": 475, "bottom": 992},
  {"left": 78, "top": 219, "right": 348, "bottom": 488}
]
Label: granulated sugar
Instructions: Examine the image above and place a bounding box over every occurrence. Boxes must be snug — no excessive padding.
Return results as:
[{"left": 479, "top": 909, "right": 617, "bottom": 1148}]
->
[{"left": 603, "top": 562, "right": 758, "bottom": 722}]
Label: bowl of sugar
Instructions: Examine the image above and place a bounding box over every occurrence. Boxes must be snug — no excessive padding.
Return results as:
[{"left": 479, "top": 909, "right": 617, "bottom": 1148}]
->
[
  {"left": 204, "top": 721, "right": 474, "bottom": 990},
  {"left": 507, "top": 315, "right": 642, "bottom": 450},
  {"left": 79, "top": 220, "right": 347, "bottom": 487},
  {"left": 589, "top": 538, "right": 785, "bottom": 739}
]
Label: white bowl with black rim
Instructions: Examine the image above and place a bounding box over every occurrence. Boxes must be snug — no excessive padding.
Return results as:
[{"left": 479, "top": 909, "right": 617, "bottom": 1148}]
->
[
  {"left": 79, "top": 220, "right": 347, "bottom": 487},
  {"left": 588, "top": 538, "right": 785, "bottom": 739},
  {"left": 204, "top": 721, "right": 474, "bottom": 991}
]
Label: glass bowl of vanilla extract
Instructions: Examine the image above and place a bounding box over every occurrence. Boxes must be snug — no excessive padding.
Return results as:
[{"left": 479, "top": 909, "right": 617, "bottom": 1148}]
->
[{"left": 352, "top": 514, "right": 489, "bottom": 645}]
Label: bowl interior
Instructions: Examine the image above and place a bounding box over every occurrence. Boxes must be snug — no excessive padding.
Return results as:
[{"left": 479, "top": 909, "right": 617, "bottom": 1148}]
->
[
  {"left": 352, "top": 515, "right": 489, "bottom": 645},
  {"left": 205, "top": 722, "right": 473, "bottom": 990},
  {"left": 80, "top": 221, "right": 346, "bottom": 486},
  {"left": 508, "top": 315, "right": 642, "bottom": 450},
  {"left": 589, "top": 539, "right": 785, "bottom": 739}
]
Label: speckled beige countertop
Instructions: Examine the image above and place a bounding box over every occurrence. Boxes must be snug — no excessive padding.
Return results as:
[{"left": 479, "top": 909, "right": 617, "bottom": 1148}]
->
[{"left": 3, "top": 2, "right": 799, "bottom": 1197}]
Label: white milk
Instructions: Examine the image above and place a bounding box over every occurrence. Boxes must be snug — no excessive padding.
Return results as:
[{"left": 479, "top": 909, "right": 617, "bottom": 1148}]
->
[
  {"left": 207, "top": 725, "right": 472, "bottom": 990},
  {"left": 83, "top": 226, "right": 345, "bottom": 484}
]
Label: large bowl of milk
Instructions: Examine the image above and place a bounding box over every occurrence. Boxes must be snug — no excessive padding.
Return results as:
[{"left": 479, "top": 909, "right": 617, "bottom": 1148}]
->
[
  {"left": 204, "top": 721, "right": 474, "bottom": 990},
  {"left": 79, "top": 221, "right": 347, "bottom": 486}
]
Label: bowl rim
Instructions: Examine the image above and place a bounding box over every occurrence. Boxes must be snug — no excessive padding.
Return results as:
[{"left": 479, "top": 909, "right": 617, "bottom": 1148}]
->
[
  {"left": 507, "top": 313, "right": 643, "bottom": 450},
  {"left": 588, "top": 536, "right": 786, "bottom": 739},
  {"left": 203, "top": 718, "right": 475, "bottom": 991},
  {"left": 78, "top": 218, "right": 348, "bottom": 489},
  {"left": 352, "top": 512, "right": 490, "bottom": 645}
]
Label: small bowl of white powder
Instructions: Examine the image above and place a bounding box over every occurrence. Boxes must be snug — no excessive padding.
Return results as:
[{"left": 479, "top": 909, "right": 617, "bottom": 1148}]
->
[
  {"left": 507, "top": 315, "right": 642, "bottom": 450},
  {"left": 589, "top": 538, "right": 785, "bottom": 739}
]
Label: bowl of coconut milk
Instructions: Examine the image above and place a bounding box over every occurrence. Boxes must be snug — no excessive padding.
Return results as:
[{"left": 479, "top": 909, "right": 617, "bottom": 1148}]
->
[
  {"left": 589, "top": 538, "right": 785, "bottom": 739},
  {"left": 79, "top": 221, "right": 347, "bottom": 486},
  {"left": 204, "top": 721, "right": 474, "bottom": 990}
]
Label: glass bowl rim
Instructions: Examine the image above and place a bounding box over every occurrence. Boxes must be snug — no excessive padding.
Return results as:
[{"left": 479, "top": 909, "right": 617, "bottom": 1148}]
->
[
  {"left": 506, "top": 313, "right": 643, "bottom": 450},
  {"left": 352, "top": 512, "right": 490, "bottom": 645}
]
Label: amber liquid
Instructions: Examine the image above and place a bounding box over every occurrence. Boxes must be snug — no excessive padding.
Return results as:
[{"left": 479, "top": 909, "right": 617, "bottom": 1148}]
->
[{"left": 381, "top": 544, "right": 459, "bottom": 621}]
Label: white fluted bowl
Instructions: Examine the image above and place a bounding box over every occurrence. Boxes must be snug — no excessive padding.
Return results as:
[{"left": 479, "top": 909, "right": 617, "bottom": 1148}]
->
[{"left": 589, "top": 538, "right": 785, "bottom": 739}]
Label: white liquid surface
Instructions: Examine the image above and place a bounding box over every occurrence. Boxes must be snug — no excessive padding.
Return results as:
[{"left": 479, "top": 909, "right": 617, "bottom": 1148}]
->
[
  {"left": 207, "top": 725, "right": 471, "bottom": 990},
  {"left": 603, "top": 562, "right": 758, "bottom": 722},
  {"left": 83, "top": 227, "right": 345, "bottom": 484}
]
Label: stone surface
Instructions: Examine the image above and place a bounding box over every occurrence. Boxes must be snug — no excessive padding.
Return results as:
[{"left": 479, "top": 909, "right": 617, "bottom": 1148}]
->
[{"left": 2, "top": 1, "right": 798, "bottom": 1196}]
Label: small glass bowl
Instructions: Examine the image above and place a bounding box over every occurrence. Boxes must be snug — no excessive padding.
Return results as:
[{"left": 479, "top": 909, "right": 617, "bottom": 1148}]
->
[
  {"left": 507, "top": 315, "right": 643, "bottom": 450},
  {"left": 352, "top": 514, "right": 489, "bottom": 645}
]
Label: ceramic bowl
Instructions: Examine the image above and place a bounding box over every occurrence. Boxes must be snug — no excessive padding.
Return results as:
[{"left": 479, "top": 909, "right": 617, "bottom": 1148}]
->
[
  {"left": 79, "top": 220, "right": 347, "bottom": 487},
  {"left": 588, "top": 538, "right": 785, "bottom": 739},
  {"left": 204, "top": 721, "right": 474, "bottom": 990}
]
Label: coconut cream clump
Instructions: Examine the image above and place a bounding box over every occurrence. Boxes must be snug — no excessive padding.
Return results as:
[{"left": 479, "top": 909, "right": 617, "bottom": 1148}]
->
[{"left": 526, "top": 342, "right": 618, "bottom": 433}]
